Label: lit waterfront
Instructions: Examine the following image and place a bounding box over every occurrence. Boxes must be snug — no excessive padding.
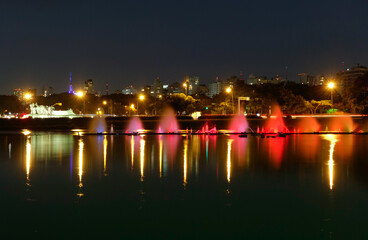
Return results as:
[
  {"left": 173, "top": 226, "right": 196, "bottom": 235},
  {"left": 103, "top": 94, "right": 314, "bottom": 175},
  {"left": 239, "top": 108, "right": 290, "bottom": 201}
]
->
[{"left": 1, "top": 132, "right": 368, "bottom": 238}]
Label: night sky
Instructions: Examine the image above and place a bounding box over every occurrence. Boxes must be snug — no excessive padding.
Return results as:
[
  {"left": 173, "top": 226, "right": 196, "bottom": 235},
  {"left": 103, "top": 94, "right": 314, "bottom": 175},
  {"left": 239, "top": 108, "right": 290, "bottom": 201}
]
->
[{"left": 1, "top": 0, "right": 368, "bottom": 94}]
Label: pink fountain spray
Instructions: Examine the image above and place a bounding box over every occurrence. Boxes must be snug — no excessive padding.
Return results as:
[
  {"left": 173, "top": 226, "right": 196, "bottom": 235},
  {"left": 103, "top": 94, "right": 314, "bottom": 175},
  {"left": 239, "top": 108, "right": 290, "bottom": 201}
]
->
[
  {"left": 265, "top": 104, "right": 288, "bottom": 133},
  {"left": 228, "top": 114, "right": 249, "bottom": 133},
  {"left": 126, "top": 116, "right": 144, "bottom": 133},
  {"left": 157, "top": 108, "right": 179, "bottom": 133}
]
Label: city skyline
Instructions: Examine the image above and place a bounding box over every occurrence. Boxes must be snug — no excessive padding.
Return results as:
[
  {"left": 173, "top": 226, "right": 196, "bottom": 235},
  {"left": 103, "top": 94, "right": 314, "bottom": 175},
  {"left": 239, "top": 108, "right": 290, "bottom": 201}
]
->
[{"left": 1, "top": 0, "right": 367, "bottom": 94}]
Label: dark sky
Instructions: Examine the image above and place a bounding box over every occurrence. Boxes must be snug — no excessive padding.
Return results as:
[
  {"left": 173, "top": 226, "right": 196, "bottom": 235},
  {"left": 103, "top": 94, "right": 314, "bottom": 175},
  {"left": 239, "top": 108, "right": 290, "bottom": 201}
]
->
[{"left": 1, "top": 0, "right": 368, "bottom": 94}]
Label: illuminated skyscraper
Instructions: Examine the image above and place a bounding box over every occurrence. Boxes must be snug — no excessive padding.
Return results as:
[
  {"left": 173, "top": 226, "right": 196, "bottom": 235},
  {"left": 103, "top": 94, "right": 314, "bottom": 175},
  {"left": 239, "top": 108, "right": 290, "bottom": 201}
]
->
[{"left": 84, "top": 79, "right": 95, "bottom": 94}]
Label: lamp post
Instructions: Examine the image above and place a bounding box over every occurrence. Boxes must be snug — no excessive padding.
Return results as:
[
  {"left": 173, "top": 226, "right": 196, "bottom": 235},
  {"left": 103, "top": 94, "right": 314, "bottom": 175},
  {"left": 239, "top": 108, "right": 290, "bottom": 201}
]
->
[
  {"left": 226, "top": 87, "right": 234, "bottom": 114},
  {"left": 328, "top": 82, "right": 335, "bottom": 110},
  {"left": 102, "top": 100, "right": 108, "bottom": 114},
  {"left": 76, "top": 91, "right": 85, "bottom": 115},
  {"left": 183, "top": 83, "right": 188, "bottom": 95},
  {"left": 137, "top": 94, "right": 145, "bottom": 115}
]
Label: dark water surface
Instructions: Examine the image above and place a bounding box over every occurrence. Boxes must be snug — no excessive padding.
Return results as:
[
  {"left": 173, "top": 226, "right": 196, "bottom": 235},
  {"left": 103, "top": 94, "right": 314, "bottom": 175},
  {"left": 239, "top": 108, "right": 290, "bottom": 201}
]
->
[{"left": 1, "top": 132, "right": 368, "bottom": 239}]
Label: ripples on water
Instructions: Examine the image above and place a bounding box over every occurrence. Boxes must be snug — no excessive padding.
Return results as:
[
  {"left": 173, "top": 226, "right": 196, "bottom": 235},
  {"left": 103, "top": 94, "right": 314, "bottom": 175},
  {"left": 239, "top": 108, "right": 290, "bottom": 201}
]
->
[{"left": 0, "top": 133, "right": 368, "bottom": 239}]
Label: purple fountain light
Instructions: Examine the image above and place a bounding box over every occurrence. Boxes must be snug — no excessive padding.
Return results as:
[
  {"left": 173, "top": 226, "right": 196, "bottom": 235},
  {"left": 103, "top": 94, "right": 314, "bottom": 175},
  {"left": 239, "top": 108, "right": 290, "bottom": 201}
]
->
[
  {"left": 89, "top": 117, "right": 106, "bottom": 133},
  {"left": 228, "top": 114, "right": 248, "bottom": 133},
  {"left": 157, "top": 108, "right": 179, "bottom": 133},
  {"left": 126, "top": 116, "right": 144, "bottom": 133}
]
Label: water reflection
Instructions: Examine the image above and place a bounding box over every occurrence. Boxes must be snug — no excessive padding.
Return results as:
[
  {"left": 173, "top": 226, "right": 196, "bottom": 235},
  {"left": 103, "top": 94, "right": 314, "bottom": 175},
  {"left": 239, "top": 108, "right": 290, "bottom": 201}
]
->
[
  {"left": 103, "top": 136, "right": 107, "bottom": 176},
  {"left": 183, "top": 139, "right": 188, "bottom": 187},
  {"left": 26, "top": 136, "right": 31, "bottom": 182},
  {"left": 77, "top": 138, "right": 84, "bottom": 197},
  {"left": 140, "top": 137, "right": 145, "bottom": 181},
  {"left": 323, "top": 135, "right": 339, "bottom": 190},
  {"left": 131, "top": 135, "right": 135, "bottom": 171},
  {"left": 227, "top": 139, "right": 233, "bottom": 183},
  {"left": 159, "top": 136, "right": 163, "bottom": 178}
]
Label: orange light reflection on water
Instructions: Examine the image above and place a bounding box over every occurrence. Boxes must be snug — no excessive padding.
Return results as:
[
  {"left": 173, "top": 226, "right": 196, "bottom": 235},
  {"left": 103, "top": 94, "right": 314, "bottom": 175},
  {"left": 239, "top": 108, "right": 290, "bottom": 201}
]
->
[
  {"left": 183, "top": 139, "right": 188, "bottom": 186},
  {"left": 140, "top": 137, "right": 145, "bottom": 181},
  {"left": 227, "top": 139, "right": 233, "bottom": 183},
  {"left": 103, "top": 136, "right": 107, "bottom": 176},
  {"left": 322, "top": 134, "right": 338, "bottom": 190},
  {"left": 26, "top": 137, "right": 31, "bottom": 181}
]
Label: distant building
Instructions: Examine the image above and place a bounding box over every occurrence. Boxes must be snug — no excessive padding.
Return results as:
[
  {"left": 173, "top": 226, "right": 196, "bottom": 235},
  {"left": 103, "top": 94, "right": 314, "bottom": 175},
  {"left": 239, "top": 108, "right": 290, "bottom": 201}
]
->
[
  {"left": 84, "top": 79, "right": 95, "bottom": 94},
  {"left": 168, "top": 82, "right": 181, "bottom": 94},
  {"left": 142, "top": 85, "right": 152, "bottom": 95},
  {"left": 13, "top": 89, "right": 23, "bottom": 99},
  {"left": 247, "top": 74, "right": 258, "bottom": 85},
  {"left": 336, "top": 64, "right": 368, "bottom": 87},
  {"left": 196, "top": 84, "right": 209, "bottom": 96},
  {"left": 298, "top": 73, "right": 315, "bottom": 86},
  {"left": 122, "top": 85, "right": 136, "bottom": 95},
  {"left": 186, "top": 76, "right": 199, "bottom": 95},
  {"left": 42, "top": 86, "right": 54, "bottom": 97},
  {"left": 152, "top": 77, "right": 163, "bottom": 97},
  {"left": 316, "top": 75, "right": 326, "bottom": 86},
  {"left": 162, "top": 84, "right": 169, "bottom": 95},
  {"left": 208, "top": 77, "right": 224, "bottom": 97}
]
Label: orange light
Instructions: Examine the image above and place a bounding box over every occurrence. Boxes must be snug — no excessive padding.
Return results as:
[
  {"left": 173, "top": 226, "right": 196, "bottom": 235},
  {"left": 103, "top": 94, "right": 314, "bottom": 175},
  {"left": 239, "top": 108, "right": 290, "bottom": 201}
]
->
[{"left": 76, "top": 91, "right": 84, "bottom": 98}]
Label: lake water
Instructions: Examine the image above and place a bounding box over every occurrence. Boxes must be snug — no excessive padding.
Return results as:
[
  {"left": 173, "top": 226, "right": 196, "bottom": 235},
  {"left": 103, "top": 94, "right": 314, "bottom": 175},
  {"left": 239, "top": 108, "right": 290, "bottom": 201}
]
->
[{"left": 1, "top": 132, "right": 368, "bottom": 239}]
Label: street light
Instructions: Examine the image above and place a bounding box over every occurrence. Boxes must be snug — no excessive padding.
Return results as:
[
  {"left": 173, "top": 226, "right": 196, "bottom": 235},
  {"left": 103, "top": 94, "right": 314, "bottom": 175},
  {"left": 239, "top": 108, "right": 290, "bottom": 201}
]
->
[
  {"left": 24, "top": 93, "right": 32, "bottom": 101},
  {"left": 226, "top": 87, "right": 234, "bottom": 114},
  {"left": 76, "top": 91, "right": 85, "bottom": 115},
  {"left": 137, "top": 94, "right": 145, "bottom": 115},
  {"left": 183, "top": 83, "right": 188, "bottom": 95},
  {"left": 328, "top": 82, "right": 335, "bottom": 109},
  {"left": 102, "top": 100, "right": 108, "bottom": 114}
]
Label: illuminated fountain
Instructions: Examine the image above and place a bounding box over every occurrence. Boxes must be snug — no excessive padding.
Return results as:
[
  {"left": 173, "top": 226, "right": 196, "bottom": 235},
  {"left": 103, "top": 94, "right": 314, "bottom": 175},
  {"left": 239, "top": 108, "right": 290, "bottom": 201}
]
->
[
  {"left": 228, "top": 114, "right": 249, "bottom": 133},
  {"left": 126, "top": 116, "right": 144, "bottom": 134},
  {"left": 296, "top": 117, "right": 320, "bottom": 133},
  {"left": 89, "top": 117, "right": 106, "bottom": 133},
  {"left": 157, "top": 108, "right": 179, "bottom": 133},
  {"left": 196, "top": 121, "right": 217, "bottom": 134},
  {"left": 327, "top": 116, "right": 355, "bottom": 132},
  {"left": 264, "top": 105, "right": 288, "bottom": 133}
]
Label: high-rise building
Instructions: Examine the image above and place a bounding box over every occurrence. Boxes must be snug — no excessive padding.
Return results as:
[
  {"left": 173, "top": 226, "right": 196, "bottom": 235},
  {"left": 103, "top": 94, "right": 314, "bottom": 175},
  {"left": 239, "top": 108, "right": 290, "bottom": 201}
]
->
[
  {"left": 188, "top": 76, "right": 199, "bottom": 95},
  {"left": 336, "top": 64, "right": 368, "bottom": 87},
  {"left": 122, "top": 85, "right": 136, "bottom": 95},
  {"left": 84, "top": 79, "right": 95, "bottom": 94},
  {"left": 152, "top": 77, "right": 163, "bottom": 97},
  {"left": 298, "top": 73, "right": 316, "bottom": 86},
  {"left": 208, "top": 77, "right": 224, "bottom": 97},
  {"left": 13, "top": 89, "right": 23, "bottom": 99}
]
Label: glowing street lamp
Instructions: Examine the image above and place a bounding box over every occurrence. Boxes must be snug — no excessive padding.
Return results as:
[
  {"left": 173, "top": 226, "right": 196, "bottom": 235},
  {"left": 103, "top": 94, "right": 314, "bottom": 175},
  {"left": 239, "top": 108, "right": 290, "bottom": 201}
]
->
[
  {"left": 76, "top": 91, "right": 84, "bottom": 98},
  {"left": 24, "top": 93, "right": 32, "bottom": 101},
  {"left": 183, "top": 82, "right": 188, "bottom": 95},
  {"left": 76, "top": 91, "right": 85, "bottom": 114},
  {"left": 137, "top": 95, "right": 145, "bottom": 115},
  {"left": 327, "top": 82, "right": 335, "bottom": 109},
  {"left": 226, "top": 87, "right": 234, "bottom": 114}
]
